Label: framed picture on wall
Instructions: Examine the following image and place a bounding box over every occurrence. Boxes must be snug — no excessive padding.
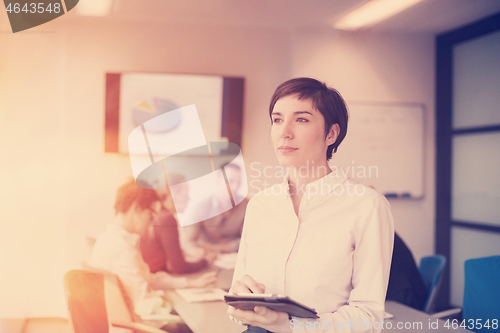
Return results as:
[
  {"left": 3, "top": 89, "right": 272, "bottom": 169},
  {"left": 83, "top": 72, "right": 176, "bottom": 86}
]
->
[{"left": 104, "top": 72, "right": 244, "bottom": 154}]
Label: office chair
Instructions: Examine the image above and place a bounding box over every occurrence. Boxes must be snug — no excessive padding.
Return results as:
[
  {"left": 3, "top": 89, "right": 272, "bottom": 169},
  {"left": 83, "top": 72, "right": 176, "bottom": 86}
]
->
[
  {"left": 64, "top": 269, "right": 167, "bottom": 333},
  {"left": 432, "top": 255, "right": 500, "bottom": 324},
  {"left": 419, "top": 255, "right": 446, "bottom": 313},
  {"left": 463, "top": 256, "right": 500, "bottom": 332}
]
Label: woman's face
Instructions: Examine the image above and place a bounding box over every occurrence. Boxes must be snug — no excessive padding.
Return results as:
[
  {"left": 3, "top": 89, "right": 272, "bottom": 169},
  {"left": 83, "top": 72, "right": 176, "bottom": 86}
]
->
[
  {"left": 132, "top": 204, "right": 157, "bottom": 235},
  {"left": 157, "top": 184, "right": 189, "bottom": 213},
  {"left": 271, "top": 95, "right": 337, "bottom": 170}
]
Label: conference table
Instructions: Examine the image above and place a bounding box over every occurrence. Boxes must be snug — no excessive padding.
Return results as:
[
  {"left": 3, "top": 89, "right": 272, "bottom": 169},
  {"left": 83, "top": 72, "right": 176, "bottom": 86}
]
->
[
  {"left": 165, "top": 269, "right": 470, "bottom": 333},
  {"left": 165, "top": 268, "right": 243, "bottom": 333},
  {"left": 383, "top": 301, "right": 471, "bottom": 332}
]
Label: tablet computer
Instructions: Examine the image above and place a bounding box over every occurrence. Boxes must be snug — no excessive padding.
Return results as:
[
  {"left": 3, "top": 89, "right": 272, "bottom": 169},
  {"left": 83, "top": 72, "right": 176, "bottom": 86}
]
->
[{"left": 224, "top": 293, "right": 319, "bottom": 318}]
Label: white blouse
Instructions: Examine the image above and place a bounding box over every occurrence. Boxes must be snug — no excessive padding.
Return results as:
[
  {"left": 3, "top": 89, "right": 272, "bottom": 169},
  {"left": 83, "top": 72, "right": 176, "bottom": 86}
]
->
[
  {"left": 232, "top": 173, "right": 394, "bottom": 332},
  {"left": 89, "top": 224, "right": 188, "bottom": 306}
]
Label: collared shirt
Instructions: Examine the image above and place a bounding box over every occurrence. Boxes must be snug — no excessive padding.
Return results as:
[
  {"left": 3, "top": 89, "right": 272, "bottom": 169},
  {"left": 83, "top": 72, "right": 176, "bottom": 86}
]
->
[
  {"left": 89, "top": 223, "right": 188, "bottom": 307},
  {"left": 232, "top": 173, "right": 394, "bottom": 332}
]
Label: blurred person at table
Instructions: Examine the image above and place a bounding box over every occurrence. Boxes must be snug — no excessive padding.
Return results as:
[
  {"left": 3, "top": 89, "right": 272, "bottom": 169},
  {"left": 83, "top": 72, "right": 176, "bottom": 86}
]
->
[
  {"left": 180, "top": 163, "right": 249, "bottom": 256},
  {"left": 140, "top": 174, "right": 217, "bottom": 274},
  {"left": 89, "top": 179, "right": 217, "bottom": 311},
  {"left": 228, "top": 78, "right": 394, "bottom": 333}
]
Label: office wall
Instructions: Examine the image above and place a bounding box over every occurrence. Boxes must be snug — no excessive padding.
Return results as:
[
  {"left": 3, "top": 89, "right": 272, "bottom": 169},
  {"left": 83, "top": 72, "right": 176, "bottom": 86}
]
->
[
  {"left": 0, "top": 19, "right": 68, "bottom": 318},
  {"left": 289, "top": 28, "right": 435, "bottom": 262},
  {"left": 0, "top": 17, "right": 435, "bottom": 317},
  {"left": 0, "top": 17, "right": 292, "bottom": 317}
]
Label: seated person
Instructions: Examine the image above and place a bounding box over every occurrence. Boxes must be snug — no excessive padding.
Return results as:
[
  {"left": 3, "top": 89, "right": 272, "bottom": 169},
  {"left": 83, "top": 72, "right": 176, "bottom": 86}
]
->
[
  {"left": 180, "top": 163, "right": 249, "bottom": 255},
  {"left": 386, "top": 232, "right": 428, "bottom": 310},
  {"left": 89, "top": 179, "right": 217, "bottom": 320},
  {"left": 140, "top": 175, "right": 214, "bottom": 274}
]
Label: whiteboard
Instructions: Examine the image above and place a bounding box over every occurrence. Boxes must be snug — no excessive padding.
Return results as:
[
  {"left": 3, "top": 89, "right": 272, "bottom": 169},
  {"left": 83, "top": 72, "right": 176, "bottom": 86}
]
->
[{"left": 331, "top": 103, "right": 425, "bottom": 198}]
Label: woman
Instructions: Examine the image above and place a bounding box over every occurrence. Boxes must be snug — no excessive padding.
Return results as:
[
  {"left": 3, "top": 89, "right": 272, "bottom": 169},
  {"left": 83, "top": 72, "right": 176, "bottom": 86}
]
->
[
  {"left": 228, "top": 78, "right": 394, "bottom": 333},
  {"left": 140, "top": 174, "right": 217, "bottom": 278}
]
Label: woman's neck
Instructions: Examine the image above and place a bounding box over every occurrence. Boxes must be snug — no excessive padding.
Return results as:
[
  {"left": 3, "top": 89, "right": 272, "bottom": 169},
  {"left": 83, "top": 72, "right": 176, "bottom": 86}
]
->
[
  {"left": 287, "top": 163, "right": 332, "bottom": 196},
  {"left": 114, "top": 212, "right": 135, "bottom": 234}
]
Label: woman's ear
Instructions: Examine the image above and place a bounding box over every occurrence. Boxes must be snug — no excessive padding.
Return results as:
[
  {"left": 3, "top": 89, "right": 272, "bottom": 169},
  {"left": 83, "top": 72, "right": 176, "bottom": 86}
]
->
[{"left": 326, "top": 124, "right": 340, "bottom": 146}]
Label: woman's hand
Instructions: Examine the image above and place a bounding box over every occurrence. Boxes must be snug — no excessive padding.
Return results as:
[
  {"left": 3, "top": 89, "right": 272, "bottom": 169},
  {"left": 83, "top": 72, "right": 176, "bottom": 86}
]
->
[
  {"left": 201, "top": 241, "right": 230, "bottom": 254},
  {"left": 227, "top": 275, "right": 292, "bottom": 333},
  {"left": 187, "top": 271, "right": 217, "bottom": 288},
  {"left": 229, "top": 274, "right": 265, "bottom": 294},
  {"left": 203, "top": 249, "right": 219, "bottom": 265},
  {"left": 228, "top": 305, "right": 292, "bottom": 333}
]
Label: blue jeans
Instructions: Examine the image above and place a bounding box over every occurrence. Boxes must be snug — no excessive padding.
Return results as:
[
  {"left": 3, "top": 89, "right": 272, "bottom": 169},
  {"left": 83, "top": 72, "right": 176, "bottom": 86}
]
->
[{"left": 242, "top": 326, "right": 271, "bottom": 333}]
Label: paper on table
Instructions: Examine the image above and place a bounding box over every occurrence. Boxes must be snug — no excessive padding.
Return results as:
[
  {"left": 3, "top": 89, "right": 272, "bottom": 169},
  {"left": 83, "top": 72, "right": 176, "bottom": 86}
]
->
[
  {"left": 134, "top": 293, "right": 175, "bottom": 327},
  {"left": 176, "top": 288, "right": 227, "bottom": 303}
]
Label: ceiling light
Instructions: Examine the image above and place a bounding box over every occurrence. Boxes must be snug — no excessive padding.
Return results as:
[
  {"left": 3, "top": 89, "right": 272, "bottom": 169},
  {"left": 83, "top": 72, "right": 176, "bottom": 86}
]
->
[
  {"left": 76, "top": 0, "right": 114, "bottom": 16},
  {"left": 332, "top": 0, "right": 423, "bottom": 30}
]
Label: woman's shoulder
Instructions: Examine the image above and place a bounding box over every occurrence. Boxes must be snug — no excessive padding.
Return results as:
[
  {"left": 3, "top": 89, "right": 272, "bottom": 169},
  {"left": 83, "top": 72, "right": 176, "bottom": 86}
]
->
[
  {"left": 340, "top": 178, "right": 390, "bottom": 206},
  {"left": 242, "top": 183, "right": 288, "bottom": 219},
  {"left": 248, "top": 182, "right": 286, "bottom": 205}
]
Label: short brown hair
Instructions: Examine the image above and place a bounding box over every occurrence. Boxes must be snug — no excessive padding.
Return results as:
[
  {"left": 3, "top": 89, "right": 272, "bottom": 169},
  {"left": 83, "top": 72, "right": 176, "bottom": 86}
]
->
[
  {"left": 269, "top": 77, "right": 349, "bottom": 160},
  {"left": 114, "top": 179, "right": 159, "bottom": 215}
]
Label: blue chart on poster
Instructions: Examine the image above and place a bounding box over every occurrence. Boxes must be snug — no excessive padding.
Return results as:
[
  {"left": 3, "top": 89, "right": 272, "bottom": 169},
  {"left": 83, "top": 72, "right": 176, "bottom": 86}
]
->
[{"left": 132, "top": 98, "right": 182, "bottom": 133}]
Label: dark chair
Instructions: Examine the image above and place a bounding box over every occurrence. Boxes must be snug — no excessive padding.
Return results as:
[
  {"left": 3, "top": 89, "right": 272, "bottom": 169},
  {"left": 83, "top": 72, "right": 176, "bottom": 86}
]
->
[
  {"left": 63, "top": 269, "right": 167, "bottom": 333},
  {"left": 386, "top": 233, "right": 428, "bottom": 310},
  {"left": 418, "top": 254, "right": 446, "bottom": 313}
]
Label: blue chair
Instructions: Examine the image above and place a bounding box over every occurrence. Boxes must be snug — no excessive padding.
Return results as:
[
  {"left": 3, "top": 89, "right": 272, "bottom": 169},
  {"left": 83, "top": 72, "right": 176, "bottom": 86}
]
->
[
  {"left": 463, "top": 256, "right": 500, "bottom": 332},
  {"left": 419, "top": 255, "right": 446, "bottom": 313}
]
